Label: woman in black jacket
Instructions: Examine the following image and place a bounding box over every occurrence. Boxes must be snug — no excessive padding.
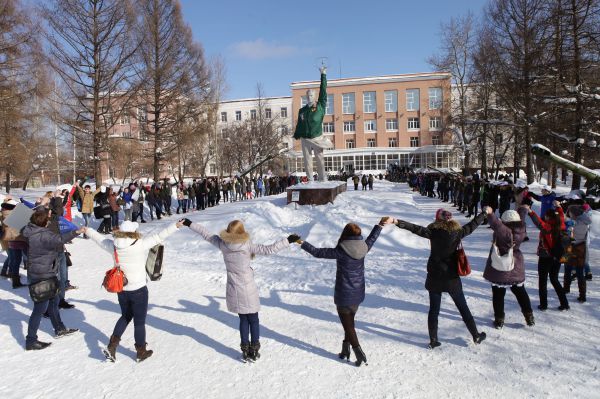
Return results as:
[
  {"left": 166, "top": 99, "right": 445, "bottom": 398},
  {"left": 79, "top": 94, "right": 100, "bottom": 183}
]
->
[
  {"left": 299, "top": 217, "right": 392, "bottom": 366},
  {"left": 21, "top": 209, "right": 84, "bottom": 350},
  {"left": 393, "top": 209, "right": 486, "bottom": 349}
]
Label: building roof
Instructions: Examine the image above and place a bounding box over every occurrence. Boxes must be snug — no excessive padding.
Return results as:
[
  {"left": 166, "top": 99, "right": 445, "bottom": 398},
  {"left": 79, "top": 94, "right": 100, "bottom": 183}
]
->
[
  {"left": 219, "top": 96, "right": 292, "bottom": 104},
  {"left": 290, "top": 72, "right": 451, "bottom": 89}
]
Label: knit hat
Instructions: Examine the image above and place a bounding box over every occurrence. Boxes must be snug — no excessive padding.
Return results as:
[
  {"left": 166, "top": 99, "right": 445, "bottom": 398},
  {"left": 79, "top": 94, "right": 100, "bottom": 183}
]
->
[
  {"left": 100, "top": 186, "right": 106, "bottom": 193},
  {"left": 501, "top": 210, "right": 521, "bottom": 223},
  {"left": 119, "top": 221, "right": 139, "bottom": 233},
  {"left": 541, "top": 185, "right": 551, "bottom": 192},
  {"left": 435, "top": 208, "right": 452, "bottom": 221}
]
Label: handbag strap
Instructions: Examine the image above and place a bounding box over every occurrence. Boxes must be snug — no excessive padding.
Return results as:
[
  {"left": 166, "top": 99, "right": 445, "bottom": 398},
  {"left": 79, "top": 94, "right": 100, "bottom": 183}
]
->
[{"left": 113, "top": 246, "right": 120, "bottom": 266}]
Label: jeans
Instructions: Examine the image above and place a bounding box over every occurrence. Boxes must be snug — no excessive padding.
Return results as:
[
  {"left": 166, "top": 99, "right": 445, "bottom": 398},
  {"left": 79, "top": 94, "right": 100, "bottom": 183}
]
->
[
  {"left": 538, "top": 256, "right": 569, "bottom": 308},
  {"left": 7, "top": 248, "right": 23, "bottom": 276},
  {"left": 26, "top": 293, "right": 64, "bottom": 346},
  {"left": 82, "top": 213, "right": 91, "bottom": 228},
  {"left": 238, "top": 313, "right": 259, "bottom": 345},
  {"left": 428, "top": 288, "right": 478, "bottom": 341},
  {"left": 123, "top": 208, "right": 132, "bottom": 221},
  {"left": 111, "top": 211, "right": 119, "bottom": 228},
  {"left": 491, "top": 284, "right": 532, "bottom": 318},
  {"left": 56, "top": 251, "right": 68, "bottom": 300},
  {"left": 114, "top": 286, "right": 149, "bottom": 346},
  {"left": 132, "top": 203, "right": 145, "bottom": 222},
  {"left": 177, "top": 199, "right": 187, "bottom": 213}
]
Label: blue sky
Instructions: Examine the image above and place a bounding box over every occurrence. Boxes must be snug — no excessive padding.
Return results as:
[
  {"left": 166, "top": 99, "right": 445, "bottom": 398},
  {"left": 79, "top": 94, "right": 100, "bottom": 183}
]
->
[{"left": 180, "top": 0, "right": 488, "bottom": 100}]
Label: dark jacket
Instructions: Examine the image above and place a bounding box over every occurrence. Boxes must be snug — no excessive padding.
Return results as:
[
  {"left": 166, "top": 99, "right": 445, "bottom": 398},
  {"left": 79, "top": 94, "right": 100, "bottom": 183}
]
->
[
  {"left": 396, "top": 214, "right": 485, "bottom": 292},
  {"left": 529, "top": 206, "right": 566, "bottom": 258},
  {"left": 482, "top": 208, "right": 527, "bottom": 285},
  {"left": 301, "top": 225, "right": 382, "bottom": 306},
  {"left": 22, "top": 223, "right": 79, "bottom": 281}
]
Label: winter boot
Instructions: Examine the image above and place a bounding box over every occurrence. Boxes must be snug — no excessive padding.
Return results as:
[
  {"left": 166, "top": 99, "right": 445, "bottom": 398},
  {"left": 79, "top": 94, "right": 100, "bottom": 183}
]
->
[
  {"left": 473, "top": 332, "right": 486, "bottom": 344},
  {"left": 428, "top": 340, "right": 441, "bottom": 350},
  {"left": 11, "top": 275, "right": 26, "bottom": 288},
  {"left": 135, "top": 343, "right": 153, "bottom": 362},
  {"left": 59, "top": 299, "right": 75, "bottom": 309},
  {"left": 352, "top": 346, "right": 368, "bottom": 367},
  {"left": 55, "top": 328, "right": 79, "bottom": 338},
  {"left": 338, "top": 340, "right": 351, "bottom": 360},
  {"left": 25, "top": 340, "right": 51, "bottom": 351},
  {"left": 103, "top": 335, "right": 120, "bottom": 362},
  {"left": 577, "top": 280, "right": 586, "bottom": 303},
  {"left": 585, "top": 272, "right": 592, "bottom": 281},
  {"left": 240, "top": 343, "right": 250, "bottom": 362},
  {"left": 524, "top": 312, "right": 535, "bottom": 327},
  {"left": 493, "top": 317, "right": 505, "bottom": 329},
  {"left": 563, "top": 273, "right": 571, "bottom": 294},
  {"left": 248, "top": 341, "right": 261, "bottom": 362}
]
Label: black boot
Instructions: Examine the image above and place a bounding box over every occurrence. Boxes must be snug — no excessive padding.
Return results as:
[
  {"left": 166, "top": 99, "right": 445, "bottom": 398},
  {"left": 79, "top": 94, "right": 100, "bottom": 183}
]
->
[
  {"left": 0, "top": 269, "right": 9, "bottom": 278},
  {"left": 12, "top": 275, "right": 26, "bottom": 289},
  {"left": 577, "top": 280, "right": 586, "bottom": 303},
  {"left": 523, "top": 312, "right": 535, "bottom": 327},
  {"left": 55, "top": 327, "right": 79, "bottom": 338},
  {"left": 352, "top": 346, "right": 368, "bottom": 367},
  {"left": 338, "top": 340, "right": 351, "bottom": 360},
  {"left": 25, "top": 340, "right": 52, "bottom": 351},
  {"left": 59, "top": 299, "right": 75, "bottom": 309},
  {"left": 428, "top": 340, "right": 441, "bottom": 349},
  {"left": 473, "top": 332, "right": 486, "bottom": 344},
  {"left": 493, "top": 316, "right": 505, "bottom": 329},
  {"left": 248, "top": 341, "right": 261, "bottom": 362},
  {"left": 240, "top": 343, "right": 250, "bottom": 362}
]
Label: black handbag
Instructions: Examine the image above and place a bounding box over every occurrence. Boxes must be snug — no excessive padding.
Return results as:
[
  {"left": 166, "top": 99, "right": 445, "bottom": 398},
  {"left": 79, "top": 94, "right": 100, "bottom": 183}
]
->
[{"left": 29, "top": 277, "right": 60, "bottom": 303}]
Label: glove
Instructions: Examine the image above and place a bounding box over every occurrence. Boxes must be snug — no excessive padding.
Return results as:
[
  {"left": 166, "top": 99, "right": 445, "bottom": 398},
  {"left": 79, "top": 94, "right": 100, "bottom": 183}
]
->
[
  {"left": 182, "top": 218, "right": 192, "bottom": 227},
  {"left": 287, "top": 234, "right": 301, "bottom": 244}
]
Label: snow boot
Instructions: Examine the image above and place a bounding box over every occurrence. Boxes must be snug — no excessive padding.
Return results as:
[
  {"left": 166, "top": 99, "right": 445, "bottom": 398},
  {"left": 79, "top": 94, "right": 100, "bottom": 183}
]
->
[
  {"left": 248, "top": 341, "right": 261, "bottom": 362},
  {"left": 352, "top": 346, "right": 368, "bottom": 367},
  {"left": 240, "top": 343, "right": 250, "bottom": 362},
  {"left": 26, "top": 340, "right": 51, "bottom": 351},
  {"left": 338, "top": 340, "right": 351, "bottom": 360},
  {"left": 577, "top": 280, "right": 586, "bottom": 303},
  {"left": 11, "top": 275, "right": 26, "bottom": 289},
  {"left": 585, "top": 272, "right": 592, "bottom": 281},
  {"left": 524, "top": 312, "right": 535, "bottom": 327},
  {"left": 428, "top": 340, "right": 441, "bottom": 350},
  {"left": 473, "top": 332, "right": 486, "bottom": 345},
  {"left": 135, "top": 343, "right": 153, "bottom": 362},
  {"left": 557, "top": 304, "right": 570, "bottom": 311},
  {"left": 58, "top": 299, "right": 75, "bottom": 309},
  {"left": 103, "top": 335, "right": 120, "bottom": 362},
  {"left": 55, "top": 328, "right": 79, "bottom": 338}
]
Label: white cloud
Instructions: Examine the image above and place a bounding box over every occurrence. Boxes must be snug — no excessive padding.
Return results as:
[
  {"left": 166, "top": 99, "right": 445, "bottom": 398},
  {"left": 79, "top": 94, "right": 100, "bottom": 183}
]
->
[{"left": 230, "top": 39, "right": 309, "bottom": 60}]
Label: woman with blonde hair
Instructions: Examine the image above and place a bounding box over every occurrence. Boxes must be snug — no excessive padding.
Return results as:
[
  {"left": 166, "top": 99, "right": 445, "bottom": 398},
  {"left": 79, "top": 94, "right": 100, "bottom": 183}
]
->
[{"left": 180, "top": 217, "right": 298, "bottom": 362}]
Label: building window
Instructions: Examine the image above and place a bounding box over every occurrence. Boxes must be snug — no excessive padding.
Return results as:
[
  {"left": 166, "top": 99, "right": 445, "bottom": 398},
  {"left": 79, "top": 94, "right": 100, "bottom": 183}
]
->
[
  {"left": 343, "top": 121, "right": 355, "bottom": 133},
  {"left": 220, "top": 112, "right": 227, "bottom": 122},
  {"left": 429, "top": 116, "right": 441, "bottom": 130},
  {"left": 265, "top": 108, "right": 271, "bottom": 119},
  {"left": 367, "top": 138, "right": 376, "bottom": 148},
  {"left": 386, "top": 119, "right": 398, "bottom": 131},
  {"left": 119, "top": 114, "right": 130, "bottom": 125},
  {"left": 250, "top": 109, "right": 257, "bottom": 120},
  {"left": 138, "top": 107, "right": 147, "bottom": 122},
  {"left": 385, "top": 90, "right": 398, "bottom": 112},
  {"left": 209, "top": 164, "right": 216, "bottom": 174},
  {"left": 326, "top": 94, "right": 334, "bottom": 115},
  {"left": 342, "top": 93, "right": 355, "bottom": 114},
  {"left": 406, "top": 89, "right": 420, "bottom": 111},
  {"left": 345, "top": 139, "right": 355, "bottom": 149},
  {"left": 410, "top": 137, "right": 420, "bottom": 147},
  {"left": 235, "top": 111, "right": 241, "bottom": 121},
  {"left": 388, "top": 138, "right": 397, "bottom": 147},
  {"left": 408, "top": 117, "right": 420, "bottom": 130},
  {"left": 280, "top": 107, "right": 288, "bottom": 118},
  {"left": 363, "top": 91, "right": 376, "bottom": 113},
  {"left": 323, "top": 122, "right": 334, "bottom": 134},
  {"left": 364, "top": 119, "right": 377, "bottom": 132},
  {"left": 429, "top": 87, "right": 442, "bottom": 110},
  {"left": 281, "top": 125, "right": 289, "bottom": 135},
  {"left": 432, "top": 135, "right": 441, "bottom": 145},
  {"left": 122, "top": 130, "right": 131, "bottom": 138}
]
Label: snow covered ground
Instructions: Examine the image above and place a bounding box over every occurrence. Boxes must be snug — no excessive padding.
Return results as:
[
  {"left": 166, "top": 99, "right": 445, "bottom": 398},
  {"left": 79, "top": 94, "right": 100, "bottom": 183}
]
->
[{"left": 1, "top": 180, "right": 598, "bottom": 399}]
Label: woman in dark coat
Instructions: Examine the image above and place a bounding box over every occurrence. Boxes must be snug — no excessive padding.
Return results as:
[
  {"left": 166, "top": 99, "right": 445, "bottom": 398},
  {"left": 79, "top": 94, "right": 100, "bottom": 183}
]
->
[
  {"left": 299, "top": 218, "right": 392, "bottom": 366},
  {"left": 393, "top": 209, "right": 487, "bottom": 349},
  {"left": 482, "top": 206, "right": 534, "bottom": 329}
]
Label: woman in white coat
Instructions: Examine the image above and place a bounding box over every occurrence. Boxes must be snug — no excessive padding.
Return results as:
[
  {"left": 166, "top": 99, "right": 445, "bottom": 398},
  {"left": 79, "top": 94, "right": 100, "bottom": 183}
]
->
[
  {"left": 85, "top": 220, "right": 183, "bottom": 362},
  {"left": 181, "top": 218, "right": 298, "bottom": 362}
]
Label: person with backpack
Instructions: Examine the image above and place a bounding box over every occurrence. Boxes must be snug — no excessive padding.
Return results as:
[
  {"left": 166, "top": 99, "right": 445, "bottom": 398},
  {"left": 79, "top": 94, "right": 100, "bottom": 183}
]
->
[
  {"left": 180, "top": 218, "right": 297, "bottom": 362},
  {"left": 84, "top": 220, "right": 184, "bottom": 362},
  {"left": 563, "top": 205, "right": 591, "bottom": 303},
  {"left": 482, "top": 206, "right": 534, "bottom": 329},
  {"left": 526, "top": 201, "right": 569, "bottom": 311},
  {"left": 391, "top": 209, "right": 487, "bottom": 349},
  {"left": 297, "top": 218, "right": 393, "bottom": 366}
]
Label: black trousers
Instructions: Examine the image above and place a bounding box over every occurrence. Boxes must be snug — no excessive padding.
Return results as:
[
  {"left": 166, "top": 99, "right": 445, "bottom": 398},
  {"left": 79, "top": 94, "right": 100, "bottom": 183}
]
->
[
  {"left": 428, "top": 288, "right": 478, "bottom": 342},
  {"left": 491, "top": 285, "right": 532, "bottom": 319},
  {"left": 538, "top": 256, "right": 569, "bottom": 308}
]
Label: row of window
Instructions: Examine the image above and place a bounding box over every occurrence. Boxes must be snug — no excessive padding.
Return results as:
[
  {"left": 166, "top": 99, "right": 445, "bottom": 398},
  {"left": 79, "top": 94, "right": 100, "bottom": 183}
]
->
[
  {"left": 301, "top": 88, "right": 443, "bottom": 114},
  {"left": 342, "top": 136, "right": 439, "bottom": 149},
  {"left": 220, "top": 107, "right": 288, "bottom": 123},
  {"left": 322, "top": 117, "right": 442, "bottom": 134}
]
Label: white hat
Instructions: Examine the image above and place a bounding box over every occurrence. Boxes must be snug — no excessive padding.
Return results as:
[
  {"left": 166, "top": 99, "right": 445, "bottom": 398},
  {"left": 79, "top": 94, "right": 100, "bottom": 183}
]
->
[
  {"left": 100, "top": 186, "right": 106, "bottom": 193},
  {"left": 541, "top": 185, "right": 550, "bottom": 192},
  {"left": 501, "top": 210, "right": 521, "bottom": 223},
  {"left": 119, "top": 221, "right": 139, "bottom": 233},
  {"left": 6, "top": 199, "right": 18, "bottom": 206}
]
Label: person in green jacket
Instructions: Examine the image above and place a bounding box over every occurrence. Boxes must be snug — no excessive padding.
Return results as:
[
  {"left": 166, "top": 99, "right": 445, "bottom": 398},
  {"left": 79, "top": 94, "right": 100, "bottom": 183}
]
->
[{"left": 294, "top": 66, "right": 330, "bottom": 182}]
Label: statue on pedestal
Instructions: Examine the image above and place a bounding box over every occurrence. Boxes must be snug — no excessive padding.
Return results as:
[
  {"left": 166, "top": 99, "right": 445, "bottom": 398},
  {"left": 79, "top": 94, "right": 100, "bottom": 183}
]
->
[{"left": 293, "top": 66, "right": 331, "bottom": 182}]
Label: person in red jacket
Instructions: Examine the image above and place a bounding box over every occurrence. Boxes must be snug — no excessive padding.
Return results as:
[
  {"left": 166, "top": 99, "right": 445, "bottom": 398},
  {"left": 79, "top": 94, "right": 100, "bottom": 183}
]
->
[{"left": 526, "top": 201, "right": 569, "bottom": 311}]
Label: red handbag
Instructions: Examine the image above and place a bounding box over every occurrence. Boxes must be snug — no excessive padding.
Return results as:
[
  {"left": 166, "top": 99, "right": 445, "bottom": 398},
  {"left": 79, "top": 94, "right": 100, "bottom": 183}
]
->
[
  {"left": 102, "top": 247, "right": 128, "bottom": 293},
  {"left": 456, "top": 241, "right": 471, "bottom": 276}
]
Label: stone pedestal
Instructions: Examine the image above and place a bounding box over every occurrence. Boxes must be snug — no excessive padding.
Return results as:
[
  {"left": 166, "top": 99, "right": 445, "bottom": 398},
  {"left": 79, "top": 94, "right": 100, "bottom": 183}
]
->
[{"left": 286, "top": 181, "right": 347, "bottom": 205}]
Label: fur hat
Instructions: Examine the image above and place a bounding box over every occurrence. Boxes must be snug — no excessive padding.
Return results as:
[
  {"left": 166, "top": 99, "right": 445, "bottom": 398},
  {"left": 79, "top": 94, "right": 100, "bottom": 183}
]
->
[
  {"left": 219, "top": 220, "right": 250, "bottom": 244},
  {"left": 435, "top": 208, "right": 452, "bottom": 221},
  {"left": 501, "top": 210, "right": 521, "bottom": 223},
  {"left": 119, "top": 221, "right": 139, "bottom": 233}
]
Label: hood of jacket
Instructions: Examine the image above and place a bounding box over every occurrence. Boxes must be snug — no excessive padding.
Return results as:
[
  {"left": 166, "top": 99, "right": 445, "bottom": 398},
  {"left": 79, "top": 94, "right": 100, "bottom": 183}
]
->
[
  {"left": 219, "top": 230, "right": 250, "bottom": 245},
  {"left": 114, "top": 236, "right": 137, "bottom": 249},
  {"left": 339, "top": 236, "right": 369, "bottom": 260},
  {"left": 428, "top": 219, "right": 461, "bottom": 232}
]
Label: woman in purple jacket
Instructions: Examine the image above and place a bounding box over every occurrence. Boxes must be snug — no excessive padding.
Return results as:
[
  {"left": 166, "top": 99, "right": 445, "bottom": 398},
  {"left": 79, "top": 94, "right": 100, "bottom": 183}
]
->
[
  {"left": 482, "top": 206, "right": 534, "bottom": 329},
  {"left": 299, "top": 217, "right": 392, "bottom": 367}
]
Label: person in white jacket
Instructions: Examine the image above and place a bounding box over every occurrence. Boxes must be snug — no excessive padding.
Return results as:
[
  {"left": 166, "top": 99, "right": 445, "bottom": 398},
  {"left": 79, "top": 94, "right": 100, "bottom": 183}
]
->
[{"left": 84, "top": 220, "right": 183, "bottom": 362}]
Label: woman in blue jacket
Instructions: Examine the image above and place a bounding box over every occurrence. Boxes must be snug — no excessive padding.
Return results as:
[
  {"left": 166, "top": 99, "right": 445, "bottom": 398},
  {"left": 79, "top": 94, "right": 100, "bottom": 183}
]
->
[{"left": 298, "top": 217, "right": 392, "bottom": 366}]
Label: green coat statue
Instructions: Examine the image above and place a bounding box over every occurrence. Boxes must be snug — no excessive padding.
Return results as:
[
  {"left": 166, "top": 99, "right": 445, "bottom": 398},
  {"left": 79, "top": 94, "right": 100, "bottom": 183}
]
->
[{"left": 293, "top": 73, "right": 327, "bottom": 140}]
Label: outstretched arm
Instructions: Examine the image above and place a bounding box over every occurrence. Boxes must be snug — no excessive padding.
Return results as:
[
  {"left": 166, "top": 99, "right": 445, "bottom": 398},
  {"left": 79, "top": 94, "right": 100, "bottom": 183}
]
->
[
  {"left": 248, "top": 238, "right": 289, "bottom": 256},
  {"left": 317, "top": 71, "right": 327, "bottom": 108},
  {"left": 459, "top": 213, "right": 486, "bottom": 239},
  {"left": 365, "top": 225, "right": 383, "bottom": 250},
  {"left": 187, "top": 221, "right": 222, "bottom": 248},
  {"left": 300, "top": 241, "right": 339, "bottom": 259},
  {"left": 395, "top": 219, "right": 431, "bottom": 239},
  {"left": 86, "top": 228, "right": 115, "bottom": 253}
]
